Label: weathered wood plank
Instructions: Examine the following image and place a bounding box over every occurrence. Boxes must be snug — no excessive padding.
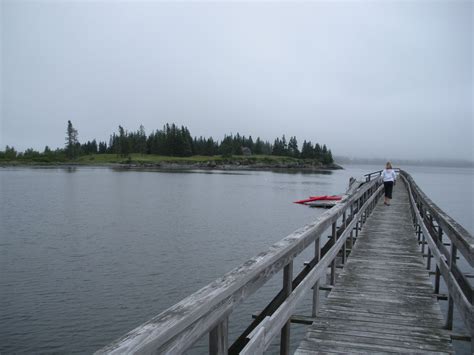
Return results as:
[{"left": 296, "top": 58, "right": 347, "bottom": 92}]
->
[
  {"left": 295, "top": 181, "right": 454, "bottom": 354},
  {"left": 305, "top": 329, "right": 453, "bottom": 350},
  {"left": 309, "top": 320, "right": 451, "bottom": 340},
  {"left": 297, "top": 337, "right": 452, "bottom": 354}
]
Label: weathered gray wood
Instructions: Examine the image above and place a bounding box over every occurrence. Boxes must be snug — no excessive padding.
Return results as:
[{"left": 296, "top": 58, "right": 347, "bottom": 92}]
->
[
  {"left": 240, "top": 317, "right": 269, "bottom": 355},
  {"left": 405, "top": 178, "right": 473, "bottom": 336},
  {"left": 446, "top": 244, "right": 457, "bottom": 331},
  {"left": 330, "top": 222, "right": 336, "bottom": 285},
  {"left": 241, "top": 186, "right": 383, "bottom": 353},
  {"left": 311, "top": 238, "right": 321, "bottom": 317},
  {"left": 209, "top": 317, "right": 228, "bottom": 355},
  {"left": 402, "top": 171, "right": 474, "bottom": 266},
  {"left": 295, "top": 181, "right": 454, "bottom": 354},
  {"left": 342, "top": 211, "right": 347, "bottom": 264},
  {"left": 280, "top": 261, "right": 293, "bottom": 355}
]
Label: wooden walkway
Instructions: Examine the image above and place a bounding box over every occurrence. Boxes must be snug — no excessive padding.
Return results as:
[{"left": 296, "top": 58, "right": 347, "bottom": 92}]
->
[{"left": 295, "top": 182, "right": 454, "bottom": 354}]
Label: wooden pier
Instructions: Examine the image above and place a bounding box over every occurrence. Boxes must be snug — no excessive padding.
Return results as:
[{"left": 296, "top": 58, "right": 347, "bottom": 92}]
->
[
  {"left": 296, "top": 182, "right": 453, "bottom": 354},
  {"left": 96, "top": 170, "right": 473, "bottom": 355}
]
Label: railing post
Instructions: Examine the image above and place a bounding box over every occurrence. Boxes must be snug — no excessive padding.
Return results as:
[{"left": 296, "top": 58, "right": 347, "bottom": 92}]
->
[
  {"left": 342, "top": 211, "right": 347, "bottom": 265},
  {"left": 349, "top": 204, "right": 354, "bottom": 250},
  {"left": 312, "top": 237, "right": 321, "bottom": 317},
  {"left": 355, "top": 199, "right": 360, "bottom": 238},
  {"left": 420, "top": 206, "right": 426, "bottom": 255},
  {"left": 426, "top": 248, "right": 432, "bottom": 270},
  {"left": 330, "top": 222, "right": 337, "bottom": 285},
  {"left": 426, "top": 215, "right": 434, "bottom": 270},
  {"left": 280, "top": 261, "right": 293, "bottom": 355},
  {"left": 445, "top": 244, "right": 457, "bottom": 330},
  {"left": 434, "top": 227, "right": 442, "bottom": 294},
  {"left": 362, "top": 192, "right": 366, "bottom": 224},
  {"left": 209, "top": 317, "right": 229, "bottom": 355}
]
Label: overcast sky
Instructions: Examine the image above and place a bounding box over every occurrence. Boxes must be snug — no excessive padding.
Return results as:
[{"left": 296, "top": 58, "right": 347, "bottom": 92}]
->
[{"left": 1, "top": 0, "right": 472, "bottom": 161}]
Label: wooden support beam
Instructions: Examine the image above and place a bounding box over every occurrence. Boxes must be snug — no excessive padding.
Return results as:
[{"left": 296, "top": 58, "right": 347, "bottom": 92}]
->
[
  {"left": 445, "top": 244, "right": 457, "bottom": 330},
  {"left": 342, "top": 211, "right": 347, "bottom": 265},
  {"left": 330, "top": 222, "right": 337, "bottom": 286},
  {"left": 450, "top": 333, "right": 472, "bottom": 342},
  {"left": 252, "top": 314, "right": 314, "bottom": 326},
  {"left": 280, "top": 261, "right": 293, "bottom": 355},
  {"left": 312, "top": 238, "right": 321, "bottom": 317},
  {"left": 317, "top": 285, "right": 334, "bottom": 291},
  {"left": 209, "top": 317, "right": 229, "bottom": 355}
]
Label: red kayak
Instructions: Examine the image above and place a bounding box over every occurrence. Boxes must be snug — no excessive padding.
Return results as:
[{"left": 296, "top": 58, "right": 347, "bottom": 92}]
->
[
  {"left": 294, "top": 195, "right": 342, "bottom": 204},
  {"left": 310, "top": 195, "right": 342, "bottom": 201}
]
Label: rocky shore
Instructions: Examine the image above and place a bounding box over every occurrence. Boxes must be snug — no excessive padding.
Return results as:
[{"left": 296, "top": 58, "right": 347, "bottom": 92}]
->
[
  {"left": 1, "top": 160, "right": 343, "bottom": 171},
  {"left": 114, "top": 160, "right": 343, "bottom": 171}
]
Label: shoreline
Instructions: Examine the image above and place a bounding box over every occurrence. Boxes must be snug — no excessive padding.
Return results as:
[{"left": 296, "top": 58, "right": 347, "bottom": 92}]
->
[{"left": 0, "top": 161, "right": 344, "bottom": 172}]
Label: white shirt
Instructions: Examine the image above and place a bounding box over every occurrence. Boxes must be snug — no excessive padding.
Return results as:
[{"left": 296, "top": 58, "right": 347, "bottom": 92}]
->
[{"left": 381, "top": 169, "right": 397, "bottom": 182}]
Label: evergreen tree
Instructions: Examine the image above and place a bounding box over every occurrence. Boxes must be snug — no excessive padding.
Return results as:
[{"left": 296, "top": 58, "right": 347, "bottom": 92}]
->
[
  {"left": 261, "top": 140, "right": 273, "bottom": 155},
  {"left": 314, "top": 143, "right": 322, "bottom": 161},
  {"left": 254, "top": 138, "right": 263, "bottom": 155},
  {"left": 325, "top": 149, "right": 334, "bottom": 164},
  {"left": 219, "top": 135, "right": 234, "bottom": 157},
  {"left": 118, "top": 125, "right": 130, "bottom": 157},
  {"left": 98, "top": 141, "right": 107, "bottom": 154},
  {"left": 288, "top": 136, "right": 299, "bottom": 157},
  {"left": 4, "top": 145, "right": 17, "bottom": 160},
  {"left": 65, "top": 120, "right": 79, "bottom": 159},
  {"left": 43, "top": 146, "right": 52, "bottom": 155},
  {"left": 272, "top": 135, "right": 288, "bottom": 156},
  {"left": 180, "top": 126, "right": 193, "bottom": 156},
  {"left": 138, "top": 125, "right": 147, "bottom": 154},
  {"left": 301, "top": 140, "right": 314, "bottom": 159}
]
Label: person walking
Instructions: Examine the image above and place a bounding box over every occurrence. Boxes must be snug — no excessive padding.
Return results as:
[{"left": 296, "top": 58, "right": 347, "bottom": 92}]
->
[{"left": 381, "top": 162, "right": 397, "bottom": 206}]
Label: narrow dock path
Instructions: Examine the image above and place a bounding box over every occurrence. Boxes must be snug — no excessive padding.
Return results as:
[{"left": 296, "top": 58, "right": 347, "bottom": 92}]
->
[{"left": 295, "top": 182, "right": 454, "bottom": 354}]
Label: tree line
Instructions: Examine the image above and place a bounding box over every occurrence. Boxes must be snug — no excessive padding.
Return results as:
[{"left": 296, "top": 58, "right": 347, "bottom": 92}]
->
[{"left": 0, "top": 121, "right": 334, "bottom": 164}]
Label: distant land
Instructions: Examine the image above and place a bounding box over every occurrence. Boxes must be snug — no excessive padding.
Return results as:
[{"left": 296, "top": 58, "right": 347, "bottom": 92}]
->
[
  {"left": 0, "top": 121, "right": 340, "bottom": 171},
  {"left": 335, "top": 156, "right": 474, "bottom": 168}
]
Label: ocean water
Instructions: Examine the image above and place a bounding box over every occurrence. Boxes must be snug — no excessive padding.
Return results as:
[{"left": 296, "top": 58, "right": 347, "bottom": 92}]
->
[{"left": 0, "top": 165, "right": 472, "bottom": 354}]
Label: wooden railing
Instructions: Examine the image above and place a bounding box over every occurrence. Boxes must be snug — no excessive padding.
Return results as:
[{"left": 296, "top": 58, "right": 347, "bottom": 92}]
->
[
  {"left": 364, "top": 168, "right": 401, "bottom": 182},
  {"left": 96, "top": 176, "right": 383, "bottom": 354},
  {"left": 401, "top": 170, "right": 474, "bottom": 352}
]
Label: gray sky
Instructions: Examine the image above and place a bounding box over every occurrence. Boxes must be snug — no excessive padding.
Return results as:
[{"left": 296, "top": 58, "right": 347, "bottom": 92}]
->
[{"left": 1, "top": 0, "right": 473, "bottom": 161}]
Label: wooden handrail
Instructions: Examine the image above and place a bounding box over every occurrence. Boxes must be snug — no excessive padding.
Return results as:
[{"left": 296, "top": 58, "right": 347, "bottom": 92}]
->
[
  {"left": 96, "top": 178, "right": 381, "bottom": 354},
  {"left": 401, "top": 170, "right": 474, "bottom": 266},
  {"left": 364, "top": 168, "right": 400, "bottom": 182},
  {"left": 402, "top": 170, "right": 473, "bottom": 348},
  {"left": 241, "top": 183, "right": 384, "bottom": 354}
]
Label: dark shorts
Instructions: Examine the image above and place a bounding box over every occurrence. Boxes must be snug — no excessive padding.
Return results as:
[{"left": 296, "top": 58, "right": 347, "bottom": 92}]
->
[{"left": 384, "top": 181, "right": 394, "bottom": 199}]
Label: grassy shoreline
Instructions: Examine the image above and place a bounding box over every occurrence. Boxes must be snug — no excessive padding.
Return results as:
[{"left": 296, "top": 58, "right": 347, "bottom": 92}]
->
[{"left": 0, "top": 153, "right": 343, "bottom": 170}]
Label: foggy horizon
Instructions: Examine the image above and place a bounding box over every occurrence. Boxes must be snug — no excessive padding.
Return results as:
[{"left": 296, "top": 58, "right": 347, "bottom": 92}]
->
[{"left": 1, "top": 0, "right": 473, "bottom": 161}]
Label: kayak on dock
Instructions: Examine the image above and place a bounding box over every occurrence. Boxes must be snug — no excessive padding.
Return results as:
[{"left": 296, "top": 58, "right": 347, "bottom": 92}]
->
[
  {"left": 294, "top": 195, "right": 342, "bottom": 204},
  {"left": 310, "top": 195, "right": 342, "bottom": 201}
]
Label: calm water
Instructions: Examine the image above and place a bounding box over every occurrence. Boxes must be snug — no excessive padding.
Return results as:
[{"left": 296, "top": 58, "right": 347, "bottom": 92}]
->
[{"left": 0, "top": 165, "right": 472, "bottom": 354}]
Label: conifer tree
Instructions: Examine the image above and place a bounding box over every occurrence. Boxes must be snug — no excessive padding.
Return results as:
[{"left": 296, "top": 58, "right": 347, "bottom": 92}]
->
[
  {"left": 65, "top": 120, "right": 79, "bottom": 159},
  {"left": 288, "top": 136, "right": 299, "bottom": 157}
]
